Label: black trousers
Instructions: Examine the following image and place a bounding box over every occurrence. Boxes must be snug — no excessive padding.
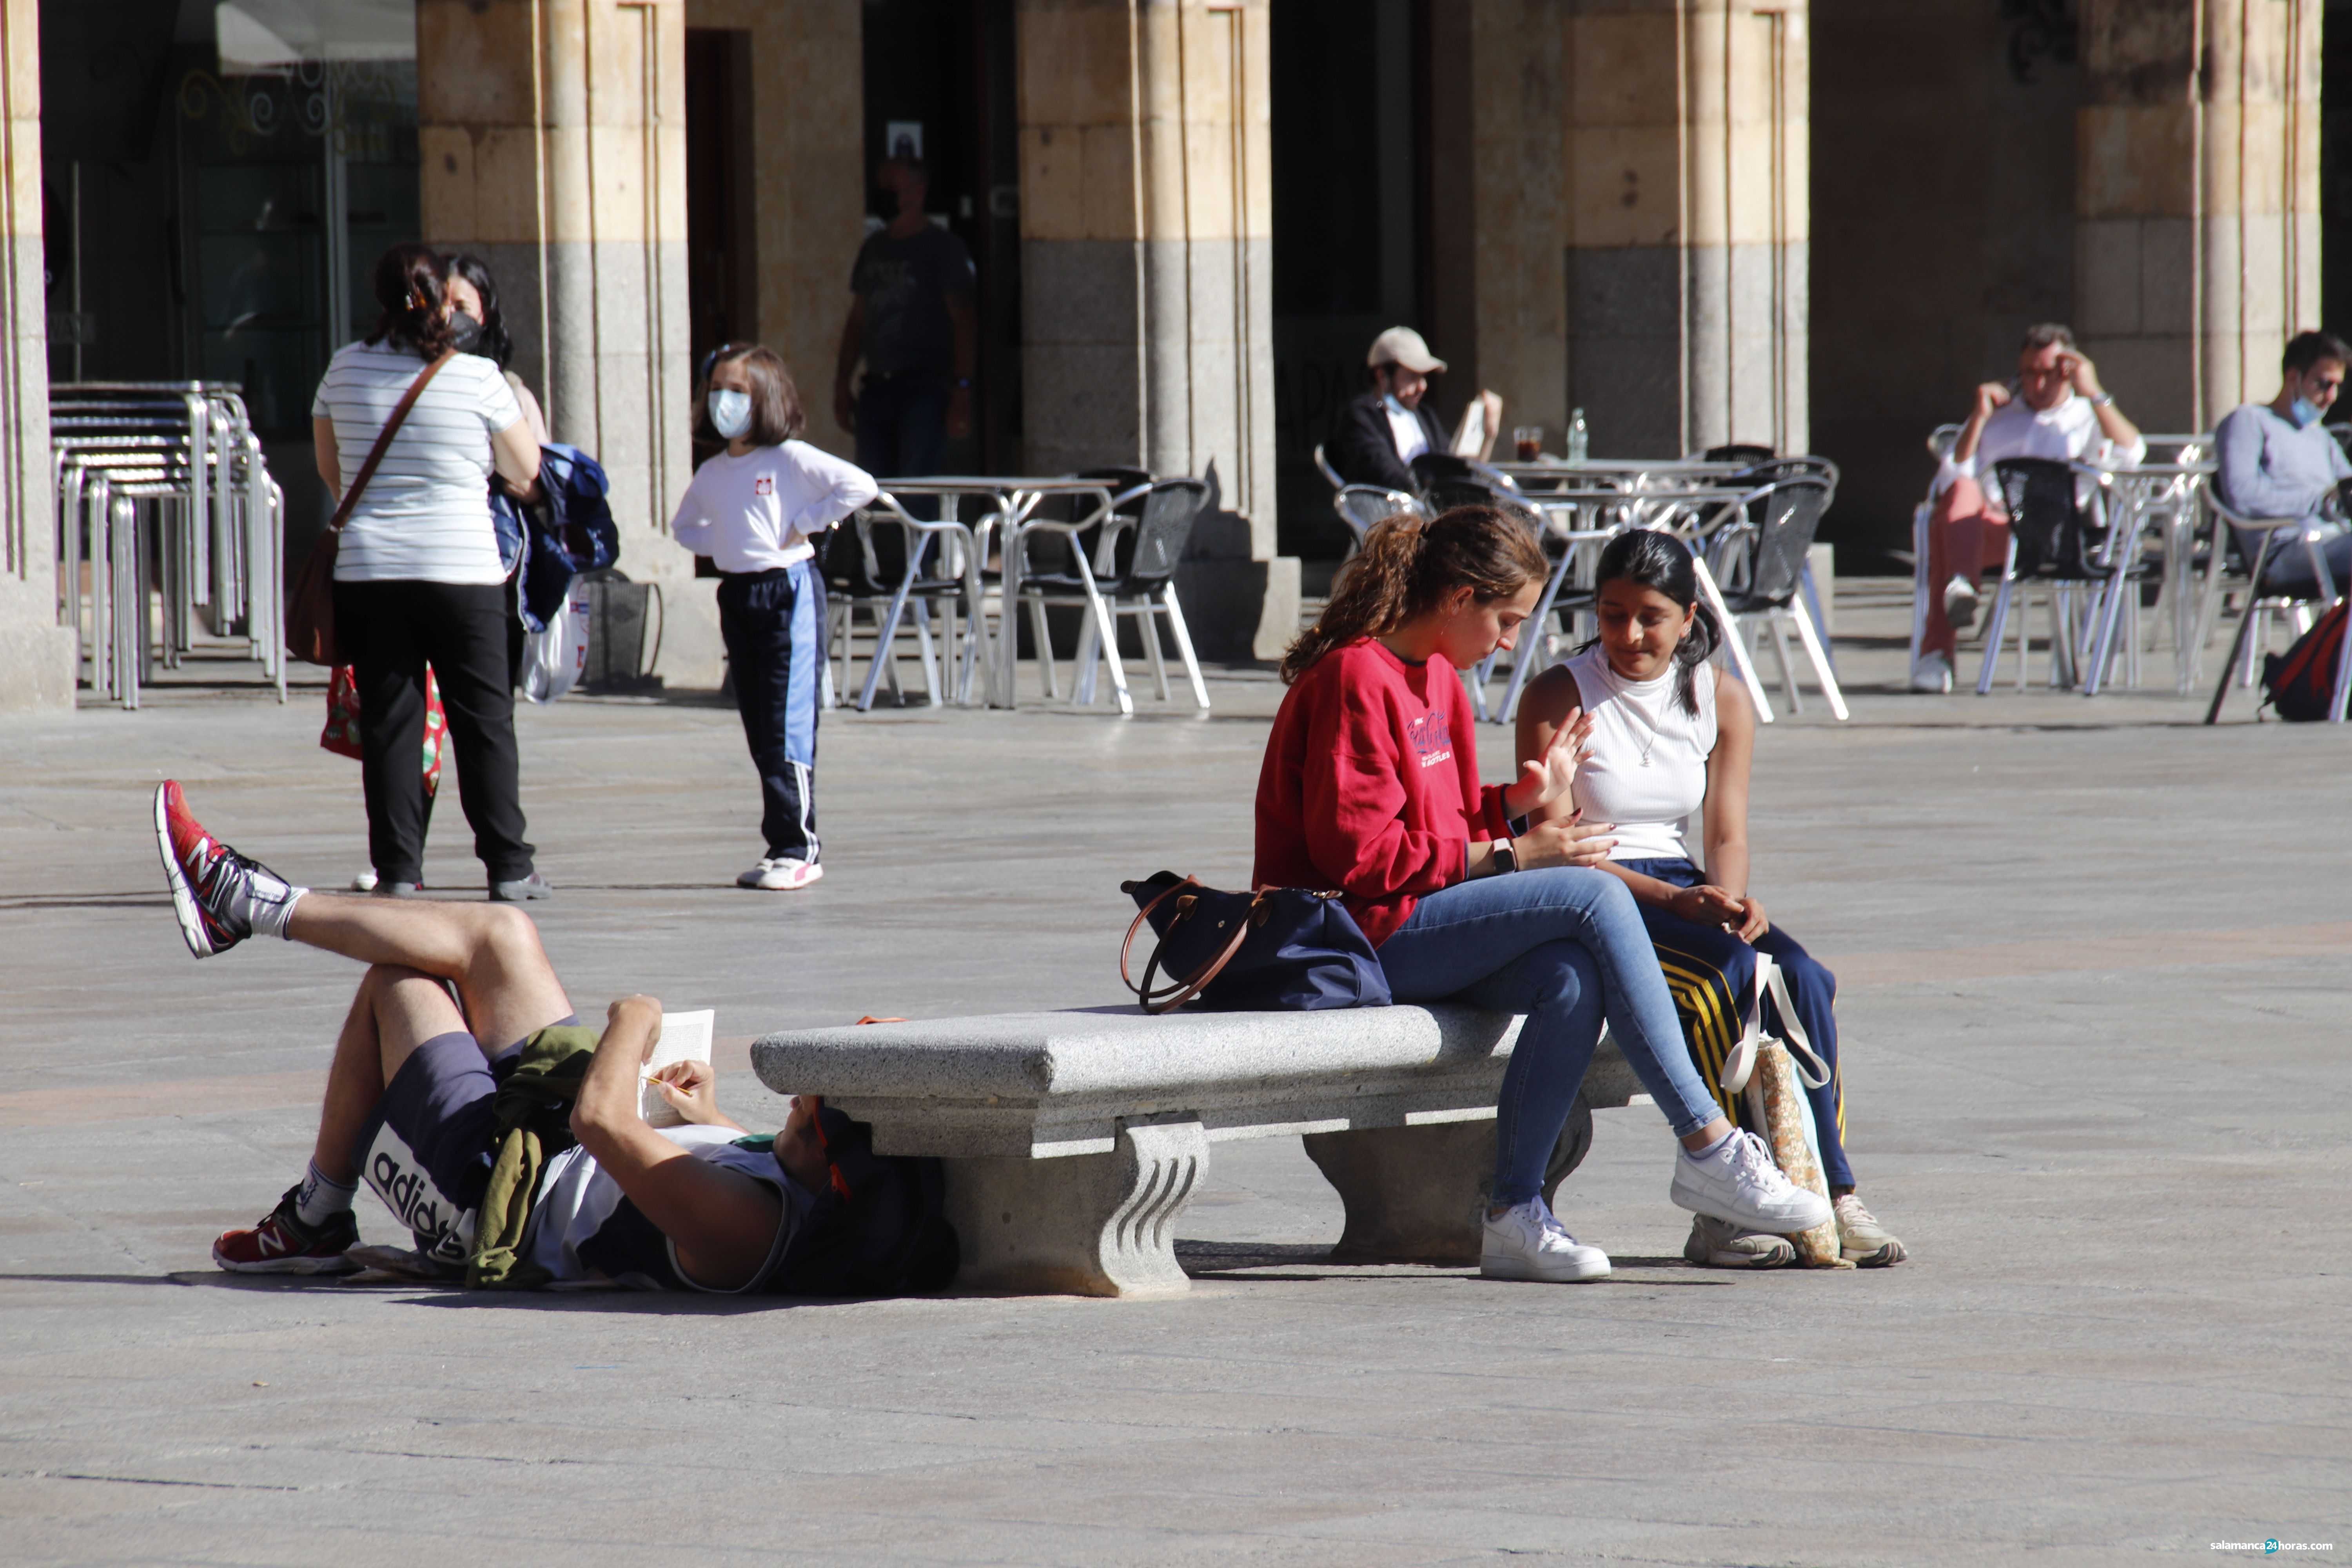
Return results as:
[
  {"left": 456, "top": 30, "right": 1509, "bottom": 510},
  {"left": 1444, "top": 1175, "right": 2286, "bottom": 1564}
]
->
[
  {"left": 717, "top": 563, "right": 823, "bottom": 862},
  {"left": 335, "top": 579, "right": 535, "bottom": 886}
]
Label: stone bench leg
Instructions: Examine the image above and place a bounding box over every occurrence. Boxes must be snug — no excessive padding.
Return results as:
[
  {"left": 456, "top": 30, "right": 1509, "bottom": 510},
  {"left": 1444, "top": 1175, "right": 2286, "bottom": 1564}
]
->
[
  {"left": 940, "top": 1118, "right": 1207, "bottom": 1298},
  {"left": 1301, "top": 1096, "right": 1595, "bottom": 1265}
]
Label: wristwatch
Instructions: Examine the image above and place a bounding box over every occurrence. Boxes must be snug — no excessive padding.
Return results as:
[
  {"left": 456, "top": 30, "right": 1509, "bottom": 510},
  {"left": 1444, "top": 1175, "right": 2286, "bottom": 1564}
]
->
[
  {"left": 2087, "top": 391, "right": 2115, "bottom": 407},
  {"left": 1492, "top": 837, "right": 1519, "bottom": 875}
]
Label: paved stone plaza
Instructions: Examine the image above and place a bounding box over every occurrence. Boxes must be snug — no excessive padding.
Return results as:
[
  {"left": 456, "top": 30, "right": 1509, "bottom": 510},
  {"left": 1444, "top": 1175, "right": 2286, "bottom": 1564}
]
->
[{"left": 1, "top": 591, "right": 2345, "bottom": 1565}]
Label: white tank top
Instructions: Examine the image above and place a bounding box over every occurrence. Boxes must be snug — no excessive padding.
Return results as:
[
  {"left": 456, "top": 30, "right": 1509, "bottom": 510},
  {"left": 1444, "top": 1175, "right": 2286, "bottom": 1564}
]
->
[{"left": 1561, "top": 646, "right": 1716, "bottom": 862}]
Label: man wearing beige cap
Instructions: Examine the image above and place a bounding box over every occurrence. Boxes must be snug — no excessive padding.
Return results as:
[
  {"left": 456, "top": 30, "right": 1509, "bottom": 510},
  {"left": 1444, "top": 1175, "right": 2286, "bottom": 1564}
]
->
[{"left": 1326, "top": 326, "right": 1504, "bottom": 492}]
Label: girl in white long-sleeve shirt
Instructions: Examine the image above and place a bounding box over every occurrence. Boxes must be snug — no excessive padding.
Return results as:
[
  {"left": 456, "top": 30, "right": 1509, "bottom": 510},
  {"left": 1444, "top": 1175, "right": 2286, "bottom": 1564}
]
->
[{"left": 670, "top": 346, "right": 878, "bottom": 890}]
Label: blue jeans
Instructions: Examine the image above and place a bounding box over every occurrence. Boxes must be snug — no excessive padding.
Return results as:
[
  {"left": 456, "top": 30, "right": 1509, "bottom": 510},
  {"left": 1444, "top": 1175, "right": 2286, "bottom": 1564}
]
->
[{"left": 1380, "top": 868, "right": 1722, "bottom": 1207}]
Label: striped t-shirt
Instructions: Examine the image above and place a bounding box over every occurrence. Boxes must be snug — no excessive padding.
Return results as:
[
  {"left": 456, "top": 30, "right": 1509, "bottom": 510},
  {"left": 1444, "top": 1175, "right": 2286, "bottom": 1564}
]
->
[{"left": 311, "top": 340, "right": 526, "bottom": 584}]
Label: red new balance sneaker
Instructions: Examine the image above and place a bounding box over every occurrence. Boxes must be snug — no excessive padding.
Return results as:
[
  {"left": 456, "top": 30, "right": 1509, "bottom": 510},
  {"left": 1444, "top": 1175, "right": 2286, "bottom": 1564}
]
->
[
  {"left": 154, "top": 781, "right": 301, "bottom": 958},
  {"left": 212, "top": 1185, "right": 361, "bottom": 1275}
]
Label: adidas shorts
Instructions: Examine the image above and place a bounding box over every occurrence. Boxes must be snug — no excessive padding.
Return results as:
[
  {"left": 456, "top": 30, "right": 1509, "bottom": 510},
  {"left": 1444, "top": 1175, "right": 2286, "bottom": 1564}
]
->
[{"left": 351, "top": 1016, "right": 576, "bottom": 1266}]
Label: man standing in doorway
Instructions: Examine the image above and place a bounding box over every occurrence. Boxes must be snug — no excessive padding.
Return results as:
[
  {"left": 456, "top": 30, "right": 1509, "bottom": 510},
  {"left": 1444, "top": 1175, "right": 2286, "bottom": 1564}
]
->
[{"left": 833, "top": 158, "right": 978, "bottom": 479}]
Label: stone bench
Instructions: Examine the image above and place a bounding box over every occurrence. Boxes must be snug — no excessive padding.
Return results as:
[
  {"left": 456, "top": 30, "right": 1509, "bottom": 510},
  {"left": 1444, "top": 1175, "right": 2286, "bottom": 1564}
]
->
[{"left": 749, "top": 1005, "right": 1639, "bottom": 1298}]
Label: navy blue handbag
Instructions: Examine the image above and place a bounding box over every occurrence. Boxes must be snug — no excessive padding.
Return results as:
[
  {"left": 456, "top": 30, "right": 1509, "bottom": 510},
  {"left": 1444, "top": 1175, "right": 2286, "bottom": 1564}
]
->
[{"left": 1120, "top": 871, "right": 1391, "bottom": 1014}]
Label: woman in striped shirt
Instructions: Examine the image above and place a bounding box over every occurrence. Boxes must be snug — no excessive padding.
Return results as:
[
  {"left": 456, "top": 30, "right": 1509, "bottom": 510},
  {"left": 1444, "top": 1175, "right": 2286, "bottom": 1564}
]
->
[{"left": 312, "top": 244, "right": 548, "bottom": 902}]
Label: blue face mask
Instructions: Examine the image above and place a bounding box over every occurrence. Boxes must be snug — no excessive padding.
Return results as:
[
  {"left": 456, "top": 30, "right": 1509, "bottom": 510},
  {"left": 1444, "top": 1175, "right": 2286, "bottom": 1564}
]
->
[
  {"left": 710, "top": 387, "right": 753, "bottom": 440},
  {"left": 2290, "top": 397, "right": 2323, "bottom": 430},
  {"left": 1381, "top": 393, "right": 1411, "bottom": 417}
]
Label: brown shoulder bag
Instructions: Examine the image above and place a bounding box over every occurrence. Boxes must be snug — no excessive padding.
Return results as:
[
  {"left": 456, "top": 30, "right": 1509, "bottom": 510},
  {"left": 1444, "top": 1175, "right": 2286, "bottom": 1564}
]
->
[{"left": 286, "top": 350, "right": 456, "bottom": 666}]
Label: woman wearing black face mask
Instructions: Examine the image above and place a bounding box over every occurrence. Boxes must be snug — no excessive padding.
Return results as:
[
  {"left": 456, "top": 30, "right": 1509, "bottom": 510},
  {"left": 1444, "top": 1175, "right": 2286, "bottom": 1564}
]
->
[{"left": 443, "top": 256, "right": 548, "bottom": 444}]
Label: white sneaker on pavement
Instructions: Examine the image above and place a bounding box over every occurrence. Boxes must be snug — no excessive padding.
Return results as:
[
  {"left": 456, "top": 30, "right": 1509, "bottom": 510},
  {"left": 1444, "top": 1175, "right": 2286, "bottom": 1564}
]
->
[
  {"left": 1481, "top": 1196, "right": 1611, "bottom": 1283},
  {"left": 742, "top": 857, "right": 824, "bottom": 891},
  {"left": 1834, "top": 1193, "right": 1907, "bottom": 1266},
  {"left": 1910, "top": 651, "right": 1953, "bottom": 693},
  {"left": 1683, "top": 1213, "right": 1796, "bottom": 1269},
  {"left": 1942, "top": 573, "right": 1980, "bottom": 633},
  {"left": 1670, "top": 1128, "right": 1833, "bottom": 1234}
]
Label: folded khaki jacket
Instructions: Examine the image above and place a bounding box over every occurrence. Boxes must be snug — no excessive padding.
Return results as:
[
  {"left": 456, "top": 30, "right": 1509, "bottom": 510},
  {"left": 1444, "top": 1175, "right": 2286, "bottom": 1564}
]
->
[{"left": 468, "top": 1024, "right": 602, "bottom": 1289}]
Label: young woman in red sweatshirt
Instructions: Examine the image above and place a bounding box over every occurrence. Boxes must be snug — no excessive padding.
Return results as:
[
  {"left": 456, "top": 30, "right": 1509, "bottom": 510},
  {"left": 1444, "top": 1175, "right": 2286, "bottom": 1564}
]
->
[{"left": 1255, "top": 506, "right": 1829, "bottom": 1281}]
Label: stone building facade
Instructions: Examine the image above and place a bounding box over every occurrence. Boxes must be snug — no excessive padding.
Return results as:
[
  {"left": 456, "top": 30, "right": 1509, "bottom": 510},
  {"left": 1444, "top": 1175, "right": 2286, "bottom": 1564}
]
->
[{"left": 0, "top": 0, "right": 2334, "bottom": 709}]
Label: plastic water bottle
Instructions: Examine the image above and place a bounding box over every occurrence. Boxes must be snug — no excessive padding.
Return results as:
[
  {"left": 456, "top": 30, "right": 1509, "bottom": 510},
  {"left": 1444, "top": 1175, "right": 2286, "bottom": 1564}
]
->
[{"left": 1567, "top": 408, "right": 1589, "bottom": 465}]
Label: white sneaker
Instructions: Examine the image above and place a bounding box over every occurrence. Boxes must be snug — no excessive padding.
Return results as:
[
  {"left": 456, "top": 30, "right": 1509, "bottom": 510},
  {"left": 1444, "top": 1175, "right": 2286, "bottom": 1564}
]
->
[
  {"left": 1834, "top": 1193, "right": 1907, "bottom": 1267},
  {"left": 1909, "top": 651, "right": 1953, "bottom": 693},
  {"left": 741, "top": 857, "right": 824, "bottom": 891},
  {"left": 1480, "top": 1197, "right": 1611, "bottom": 1283},
  {"left": 1683, "top": 1213, "right": 1796, "bottom": 1269},
  {"left": 1942, "top": 573, "right": 1980, "bottom": 633},
  {"left": 1670, "top": 1129, "right": 1833, "bottom": 1234}
]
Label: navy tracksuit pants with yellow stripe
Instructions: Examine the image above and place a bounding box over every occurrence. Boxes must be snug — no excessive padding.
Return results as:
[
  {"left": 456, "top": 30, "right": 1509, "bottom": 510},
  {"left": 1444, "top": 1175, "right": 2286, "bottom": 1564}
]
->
[{"left": 1619, "top": 856, "right": 1853, "bottom": 1190}]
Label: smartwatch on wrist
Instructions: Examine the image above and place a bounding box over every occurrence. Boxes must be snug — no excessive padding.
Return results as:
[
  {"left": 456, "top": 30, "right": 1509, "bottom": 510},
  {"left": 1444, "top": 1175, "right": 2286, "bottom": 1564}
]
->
[{"left": 1492, "top": 837, "right": 1519, "bottom": 875}]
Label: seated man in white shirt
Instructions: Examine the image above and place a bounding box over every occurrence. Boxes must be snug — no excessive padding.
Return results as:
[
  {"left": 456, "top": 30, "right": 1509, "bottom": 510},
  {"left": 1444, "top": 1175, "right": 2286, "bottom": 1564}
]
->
[
  {"left": 1325, "top": 326, "right": 1504, "bottom": 491},
  {"left": 1915, "top": 322, "right": 2145, "bottom": 691},
  {"left": 2212, "top": 330, "right": 2352, "bottom": 601}
]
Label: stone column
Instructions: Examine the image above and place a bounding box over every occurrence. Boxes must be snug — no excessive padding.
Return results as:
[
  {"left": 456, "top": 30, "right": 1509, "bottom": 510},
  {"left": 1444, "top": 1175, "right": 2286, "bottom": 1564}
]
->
[
  {"left": 1018, "top": 0, "right": 1295, "bottom": 661},
  {"left": 1563, "top": 0, "right": 1808, "bottom": 458},
  {"left": 2077, "top": 0, "right": 2320, "bottom": 432},
  {"left": 0, "top": 0, "right": 71, "bottom": 711},
  {"left": 417, "top": 0, "right": 703, "bottom": 668}
]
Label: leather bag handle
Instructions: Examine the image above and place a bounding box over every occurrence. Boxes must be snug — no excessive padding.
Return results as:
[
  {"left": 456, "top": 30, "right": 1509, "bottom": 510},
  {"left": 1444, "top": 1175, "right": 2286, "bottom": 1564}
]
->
[
  {"left": 1120, "top": 877, "right": 1261, "bottom": 1015},
  {"left": 327, "top": 349, "right": 456, "bottom": 534}
]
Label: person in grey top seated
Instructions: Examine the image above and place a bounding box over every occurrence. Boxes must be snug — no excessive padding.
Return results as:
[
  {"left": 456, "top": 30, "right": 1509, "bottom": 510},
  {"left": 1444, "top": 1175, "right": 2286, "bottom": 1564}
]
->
[{"left": 2214, "top": 329, "right": 2352, "bottom": 599}]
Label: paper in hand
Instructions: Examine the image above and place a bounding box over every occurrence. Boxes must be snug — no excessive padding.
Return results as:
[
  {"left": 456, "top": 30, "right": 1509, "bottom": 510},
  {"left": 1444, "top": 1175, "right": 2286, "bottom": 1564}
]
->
[{"left": 639, "top": 1008, "right": 715, "bottom": 1129}]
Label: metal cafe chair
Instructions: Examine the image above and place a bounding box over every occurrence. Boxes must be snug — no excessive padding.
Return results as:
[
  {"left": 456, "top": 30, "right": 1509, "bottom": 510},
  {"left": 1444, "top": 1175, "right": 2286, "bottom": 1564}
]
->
[
  {"left": 1908, "top": 424, "right": 1964, "bottom": 682},
  {"left": 2200, "top": 490, "right": 2352, "bottom": 724},
  {"left": 821, "top": 495, "right": 984, "bottom": 711},
  {"left": 1704, "top": 474, "right": 1849, "bottom": 720},
  {"left": 1312, "top": 442, "right": 1422, "bottom": 554},
  {"left": 1975, "top": 457, "right": 2107, "bottom": 694},
  {"left": 1020, "top": 477, "right": 1214, "bottom": 711}
]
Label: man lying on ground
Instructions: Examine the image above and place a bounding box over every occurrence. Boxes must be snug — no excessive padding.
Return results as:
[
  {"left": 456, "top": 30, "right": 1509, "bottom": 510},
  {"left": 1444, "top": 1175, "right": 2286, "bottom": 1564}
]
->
[{"left": 154, "top": 780, "right": 829, "bottom": 1292}]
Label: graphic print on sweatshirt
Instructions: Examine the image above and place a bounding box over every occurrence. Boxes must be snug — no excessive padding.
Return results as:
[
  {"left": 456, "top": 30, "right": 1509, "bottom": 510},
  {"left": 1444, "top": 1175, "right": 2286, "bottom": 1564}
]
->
[{"left": 1406, "top": 709, "right": 1454, "bottom": 768}]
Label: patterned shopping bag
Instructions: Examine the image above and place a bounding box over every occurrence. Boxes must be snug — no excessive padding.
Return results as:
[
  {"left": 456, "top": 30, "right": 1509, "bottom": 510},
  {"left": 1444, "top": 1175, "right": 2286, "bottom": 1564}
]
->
[{"left": 322, "top": 664, "right": 447, "bottom": 796}]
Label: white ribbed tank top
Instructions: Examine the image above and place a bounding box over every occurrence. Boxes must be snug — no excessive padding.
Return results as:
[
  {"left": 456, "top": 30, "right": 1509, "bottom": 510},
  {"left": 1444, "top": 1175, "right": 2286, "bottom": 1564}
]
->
[{"left": 1561, "top": 646, "right": 1716, "bottom": 862}]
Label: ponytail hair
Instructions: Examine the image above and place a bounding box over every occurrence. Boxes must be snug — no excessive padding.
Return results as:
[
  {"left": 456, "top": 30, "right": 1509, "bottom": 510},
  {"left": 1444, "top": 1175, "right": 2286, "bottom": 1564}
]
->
[
  {"left": 1280, "top": 505, "right": 1547, "bottom": 684},
  {"left": 365, "top": 242, "right": 456, "bottom": 359},
  {"left": 1587, "top": 528, "right": 1721, "bottom": 717}
]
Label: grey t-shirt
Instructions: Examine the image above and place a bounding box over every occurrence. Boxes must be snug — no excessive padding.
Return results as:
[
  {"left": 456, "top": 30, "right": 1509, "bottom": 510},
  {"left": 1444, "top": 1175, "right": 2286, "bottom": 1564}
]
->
[{"left": 849, "top": 222, "right": 975, "bottom": 378}]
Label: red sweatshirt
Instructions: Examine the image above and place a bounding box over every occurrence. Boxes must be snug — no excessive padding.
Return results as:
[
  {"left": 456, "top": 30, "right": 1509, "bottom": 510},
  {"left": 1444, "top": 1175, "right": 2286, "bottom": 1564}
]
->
[{"left": 1253, "top": 639, "right": 1514, "bottom": 947}]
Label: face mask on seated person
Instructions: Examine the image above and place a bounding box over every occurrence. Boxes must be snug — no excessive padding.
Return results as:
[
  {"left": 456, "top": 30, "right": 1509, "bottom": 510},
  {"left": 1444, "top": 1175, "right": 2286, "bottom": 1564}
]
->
[
  {"left": 2290, "top": 396, "right": 2324, "bottom": 430},
  {"left": 710, "top": 388, "right": 753, "bottom": 441}
]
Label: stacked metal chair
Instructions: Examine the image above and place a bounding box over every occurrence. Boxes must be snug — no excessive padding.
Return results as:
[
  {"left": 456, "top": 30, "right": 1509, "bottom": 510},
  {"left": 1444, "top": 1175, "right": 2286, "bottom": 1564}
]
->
[{"left": 50, "top": 383, "right": 286, "bottom": 709}]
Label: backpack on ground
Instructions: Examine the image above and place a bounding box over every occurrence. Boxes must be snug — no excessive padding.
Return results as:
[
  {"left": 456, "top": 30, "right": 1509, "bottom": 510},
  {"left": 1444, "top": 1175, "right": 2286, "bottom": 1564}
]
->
[
  {"left": 2260, "top": 598, "right": 2349, "bottom": 722},
  {"left": 766, "top": 1101, "right": 960, "bottom": 1297}
]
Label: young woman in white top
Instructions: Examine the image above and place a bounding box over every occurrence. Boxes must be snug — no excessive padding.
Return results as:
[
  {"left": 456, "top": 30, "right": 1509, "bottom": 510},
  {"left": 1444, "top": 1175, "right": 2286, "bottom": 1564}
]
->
[
  {"left": 312, "top": 244, "right": 548, "bottom": 903},
  {"left": 670, "top": 346, "right": 878, "bottom": 890},
  {"left": 1517, "top": 529, "right": 1906, "bottom": 1269}
]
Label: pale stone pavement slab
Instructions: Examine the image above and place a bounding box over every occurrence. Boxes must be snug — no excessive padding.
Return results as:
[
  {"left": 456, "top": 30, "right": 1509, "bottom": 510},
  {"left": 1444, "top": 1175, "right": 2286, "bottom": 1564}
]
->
[{"left": 0, "top": 586, "right": 2344, "bottom": 1564}]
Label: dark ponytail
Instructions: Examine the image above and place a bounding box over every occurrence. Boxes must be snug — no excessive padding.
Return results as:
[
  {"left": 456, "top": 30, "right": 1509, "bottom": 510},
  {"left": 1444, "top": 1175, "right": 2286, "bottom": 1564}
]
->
[
  {"left": 1280, "top": 505, "right": 1548, "bottom": 684},
  {"left": 365, "top": 242, "right": 456, "bottom": 359},
  {"left": 1588, "top": 528, "right": 1721, "bottom": 717}
]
